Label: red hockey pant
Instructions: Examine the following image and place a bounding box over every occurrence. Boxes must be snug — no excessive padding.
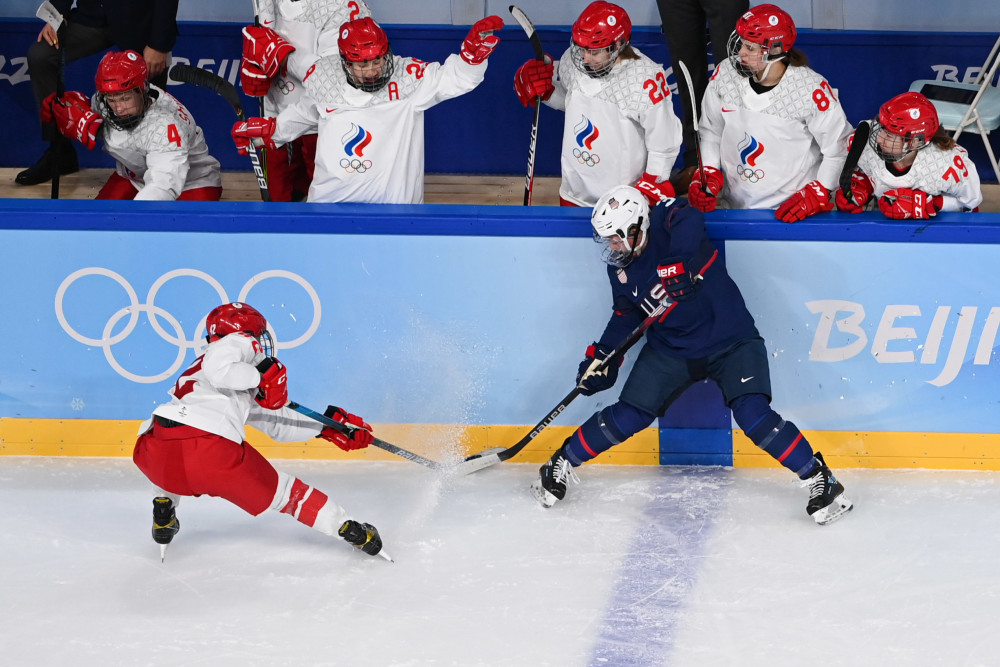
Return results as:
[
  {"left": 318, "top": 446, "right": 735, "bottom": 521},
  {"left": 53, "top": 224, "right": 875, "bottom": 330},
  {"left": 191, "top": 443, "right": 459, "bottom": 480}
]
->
[
  {"left": 133, "top": 421, "right": 278, "bottom": 516},
  {"left": 97, "top": 172, "right": 223, "bottom": 201},
  {"left": 264, "top": 134, "right": 317, "bottom": 201}
]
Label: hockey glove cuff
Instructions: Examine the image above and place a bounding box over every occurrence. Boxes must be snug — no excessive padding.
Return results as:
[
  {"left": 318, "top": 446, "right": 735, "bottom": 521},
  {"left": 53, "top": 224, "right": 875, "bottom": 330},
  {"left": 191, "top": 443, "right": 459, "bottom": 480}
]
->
[
  {"left": 576, "top": 343, "right": 622, "bottom": 396},
  {"left": 317, "top": 405, "right": 373, "bottom": 451},
  {"left": 878, "top": 188, "right": 943, "bottom": 220},
  {"left": 513, "top": 57, "right": 555, "bottom": 107},
  {"left": 460, "top": 16, "right": 504, "bottom": 65},
  {"left": 687, "top": 166, "right": 724, "bottom": 212},
  {"left": 775, "top": 180, "right": 834, "bottom": 223},
  {"left": 255, "top": 357, "right": 288, "bottom": 410}
]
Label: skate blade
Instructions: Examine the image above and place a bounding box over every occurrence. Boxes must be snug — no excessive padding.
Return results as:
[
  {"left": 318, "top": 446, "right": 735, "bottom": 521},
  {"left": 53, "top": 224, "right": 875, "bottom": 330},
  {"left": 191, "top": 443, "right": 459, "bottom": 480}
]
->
[
  {"left": 159, "top": 543, "right": 169, "bottom": 563},
  {"left": 378, "top": 548, "right": 394, "bottom": 563},
  {"left": 529, "top": 481, "right": 558, "bottom": 508},
  {"left": 813, "top": 494, "right": 854, "bottom": 526}
]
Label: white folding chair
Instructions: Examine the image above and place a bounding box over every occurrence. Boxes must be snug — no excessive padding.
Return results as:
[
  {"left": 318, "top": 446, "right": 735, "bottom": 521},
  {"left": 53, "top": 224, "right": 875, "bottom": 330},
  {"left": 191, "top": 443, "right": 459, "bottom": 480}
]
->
[{"left": 909, "top": 35, "right": 1000, "bottom": 181}]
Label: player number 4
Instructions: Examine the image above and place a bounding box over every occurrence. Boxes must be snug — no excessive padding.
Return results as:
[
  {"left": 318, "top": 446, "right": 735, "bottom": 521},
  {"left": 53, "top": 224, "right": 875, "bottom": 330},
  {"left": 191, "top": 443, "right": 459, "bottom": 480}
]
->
[
  {"left": 167, "top": 123, "right": 182, "bottom": 147},
  {"left": 812, "top": 80, "right": 837, "bottom": 111},
  {"left": 643, "top": 71, "right": 670, "bottom": 105},
  {"left": 944, "top": 154, "right": 969, "bottom": 183}
]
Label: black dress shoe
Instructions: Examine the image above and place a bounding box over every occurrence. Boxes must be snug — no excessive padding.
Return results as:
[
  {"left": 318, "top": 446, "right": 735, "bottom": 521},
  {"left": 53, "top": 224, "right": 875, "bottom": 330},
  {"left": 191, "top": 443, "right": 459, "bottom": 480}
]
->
[{"left": 15, "top": 143, "right": 79, "bottom": 186}]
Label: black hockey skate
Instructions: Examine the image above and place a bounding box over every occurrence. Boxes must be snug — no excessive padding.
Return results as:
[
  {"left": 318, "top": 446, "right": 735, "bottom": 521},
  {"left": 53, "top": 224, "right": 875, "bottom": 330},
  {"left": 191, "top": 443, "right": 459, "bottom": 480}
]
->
[
  {"left": 530, "top": 444, "right": 580, "bottom": 508},
  {"left": 803, "top": 452, "right": 853, "bottom": 525},
  {"left": 338, "top": 520, "right": 386, "bottom": 558},
  {"left": 152, "top": 497, "right": 179, "bottom": 561}
]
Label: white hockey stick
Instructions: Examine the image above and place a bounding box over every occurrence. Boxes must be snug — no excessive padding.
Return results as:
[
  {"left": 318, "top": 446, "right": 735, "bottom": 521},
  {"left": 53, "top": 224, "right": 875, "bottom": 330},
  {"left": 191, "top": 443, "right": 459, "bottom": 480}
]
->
[
  {"left": 510, "top": 5, "right": 548, "bottom": 206},
  {"left": 676, "top": 60, "right": 715, "bottom": 196}
]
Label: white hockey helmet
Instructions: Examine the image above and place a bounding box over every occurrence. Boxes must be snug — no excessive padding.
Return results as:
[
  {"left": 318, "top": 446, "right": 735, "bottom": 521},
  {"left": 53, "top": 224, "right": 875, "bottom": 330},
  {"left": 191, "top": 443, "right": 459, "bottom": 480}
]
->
[{"left": 591, "top": 185, "right": 650, "bottom": 268}]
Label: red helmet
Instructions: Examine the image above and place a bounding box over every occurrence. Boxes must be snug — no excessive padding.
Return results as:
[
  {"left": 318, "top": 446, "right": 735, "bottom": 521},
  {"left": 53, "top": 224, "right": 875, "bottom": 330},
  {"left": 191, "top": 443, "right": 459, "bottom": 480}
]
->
[
  {"left": 870, "top": 92, "right": 939, "bottom": 161},
  {"left": 735, "top": 4, "right": 796, "bottom": 55},
  {"left": 572, "top": 1, "right": 632, "bottom": 50},
  {"left": 338, "top": 18, "right": 394, "bottom": 92},
  {"left": 206, "top": 302, "right": 270, "bottom": 345},
  {"left": 95, "top": 50, "right": 149, "bottom": 94}
]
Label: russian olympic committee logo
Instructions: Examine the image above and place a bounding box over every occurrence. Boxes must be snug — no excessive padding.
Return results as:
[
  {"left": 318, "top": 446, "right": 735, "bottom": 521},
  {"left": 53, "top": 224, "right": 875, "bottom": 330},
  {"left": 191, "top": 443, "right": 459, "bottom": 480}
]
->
[
  {"left": 736, "top": 132, "right": 765, "bottom": 182},
  {"left": 341, "top": 123, "right": 374, "bottom": 173},
  {"left": 54, "top": 268, "right": 321, "bottom": 384},
  {"left": 572, "top": 115, "right": 601, "bottom": 167}
]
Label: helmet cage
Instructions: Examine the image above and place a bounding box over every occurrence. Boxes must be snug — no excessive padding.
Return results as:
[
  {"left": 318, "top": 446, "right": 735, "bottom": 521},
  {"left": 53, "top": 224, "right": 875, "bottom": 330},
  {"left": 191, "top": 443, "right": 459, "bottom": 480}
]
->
[
  {"left": 869, "top": 93, "right": 939, "bottom": 162},
  {"left": 727, "top": 4, "right": 796, "bottom": 79},
  {"left": 726, "top": 30, "right": 790, "bottom": 79},
  {"left": 869, "top": 119, "right": 930, "bottom": 162},
  {"left": 340, "top": 48, "right": 395, "bottom": 93},
  {"left": 570, "top": 39, "right": 628, "bottom": 78},
  {"left": 591, "top": 186, "right": 650, "bottom": 268},
  {"left": 94, "top": 50, "right": 150, "bottom": 131}
]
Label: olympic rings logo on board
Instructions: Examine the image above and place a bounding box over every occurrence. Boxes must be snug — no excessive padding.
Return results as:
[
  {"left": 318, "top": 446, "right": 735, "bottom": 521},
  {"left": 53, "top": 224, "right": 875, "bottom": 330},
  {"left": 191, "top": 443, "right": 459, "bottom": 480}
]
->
[{"left": 54, "top": 268, "right": 321, "bottom": 384}]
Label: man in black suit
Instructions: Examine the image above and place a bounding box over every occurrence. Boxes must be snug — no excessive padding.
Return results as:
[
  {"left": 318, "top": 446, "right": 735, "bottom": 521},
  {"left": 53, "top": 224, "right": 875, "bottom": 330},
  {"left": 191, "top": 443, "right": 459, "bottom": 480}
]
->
[{"left": 16, "top": 0, "right": 179, "bottom": 186}]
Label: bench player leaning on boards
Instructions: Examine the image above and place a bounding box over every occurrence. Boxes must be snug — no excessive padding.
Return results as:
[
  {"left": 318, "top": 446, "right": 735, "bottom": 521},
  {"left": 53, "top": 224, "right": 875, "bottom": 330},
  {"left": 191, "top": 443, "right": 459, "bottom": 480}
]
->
[
  {"left": 531, "top": 185, "right": 853, "bottom": 526},
  {"left": 42, "top": 50, "right": 222, "bottom": 200},
  {"left": 836, "top": 92, "right": 983, "bottom": 219},
  {"left": 232, "top": 15, "right": 503, "bottom": 204}
]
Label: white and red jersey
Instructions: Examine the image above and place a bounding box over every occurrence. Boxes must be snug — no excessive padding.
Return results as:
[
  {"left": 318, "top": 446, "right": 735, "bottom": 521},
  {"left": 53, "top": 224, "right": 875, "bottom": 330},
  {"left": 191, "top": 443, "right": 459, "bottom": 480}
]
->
[
  {"left": 545, "top": 47, "right": 683, "bottom": 207},
  {"left": 700, "top": 59, "right": 852, "bottom": 209},
  {"left": 271, "top": 53, "right": 488, "bottom": 203},
  {"left": 95, "top": 85, "right": 222, "bottom": 200},
  {"left": 856, "top": 140, "right": 983, "bottom": 212},
  {"left": 139, "top": 333, "right": 321, "bottom": 445},
  {"left": 255, "top": 0, "right": 372, "bottom": 117}
]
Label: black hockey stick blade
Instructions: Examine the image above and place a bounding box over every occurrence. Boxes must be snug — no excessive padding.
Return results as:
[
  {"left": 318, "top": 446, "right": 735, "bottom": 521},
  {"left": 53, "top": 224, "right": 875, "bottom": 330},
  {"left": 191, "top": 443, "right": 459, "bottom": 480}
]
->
[
  {"left": 169, "top": 63, "right": 271, "bottom": 202},
  {"left": 287, "top": 401, "right": 495, "bottom": 475},
  {"left": 464, "top": 296, "right": 676, "bottom": 469},
  {"left": 839, "top": 121, "right": 871, "bottom": 204},
  {"left": 169, "top": 64, "right": 245, "bottom": 119},
  {"left": 509, "top": 5, "right": 545, "bottom": 60}
]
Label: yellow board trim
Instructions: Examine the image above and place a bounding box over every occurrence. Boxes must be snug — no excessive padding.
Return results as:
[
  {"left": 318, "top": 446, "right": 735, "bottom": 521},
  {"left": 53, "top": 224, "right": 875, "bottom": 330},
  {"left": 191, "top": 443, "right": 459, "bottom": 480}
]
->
[
  {"left": 0, "top": 418, "right": 659, "bottom": 466},
  {"left": 3, "top": 418, "right": 999, "bottom": 470}
]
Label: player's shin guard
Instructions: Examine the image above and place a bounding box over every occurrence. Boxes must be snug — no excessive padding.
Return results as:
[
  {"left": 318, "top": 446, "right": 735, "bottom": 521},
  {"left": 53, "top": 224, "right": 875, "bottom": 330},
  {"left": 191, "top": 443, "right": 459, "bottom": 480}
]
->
[
  {"left": 269, "top": 471, "right": 349, "bottom": 538},
  {"left": 733, "top": 396, "right": 814, "bottom": 479},
  {"left": 562, "top": 402, "right": 656, "bottom": 465}
]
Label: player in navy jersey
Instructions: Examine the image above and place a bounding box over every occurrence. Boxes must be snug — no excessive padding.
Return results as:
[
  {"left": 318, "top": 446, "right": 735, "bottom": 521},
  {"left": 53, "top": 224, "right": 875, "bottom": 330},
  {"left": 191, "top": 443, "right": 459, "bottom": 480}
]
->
[{"left": 531, "top": 185, "right": 853, "bottom": 525}]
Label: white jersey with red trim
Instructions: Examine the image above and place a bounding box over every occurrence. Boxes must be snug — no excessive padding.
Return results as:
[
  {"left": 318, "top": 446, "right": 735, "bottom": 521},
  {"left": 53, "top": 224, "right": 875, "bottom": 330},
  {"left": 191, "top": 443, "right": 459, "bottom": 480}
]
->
[
  {"left": 700, "top": 59, "right": 852, "bottom": 209},
  {"left": 139, "top": 332, "right": 321, "bottom": 445},
  {"left": 258, "top": 0, "right": 372, "bottom": 117},
  {"left": 95, "top": 85, "right": 222, "bottom": 200},
  {"left": 856, "top": 140, "right": 983, "bottom": 212},
  {"left": 271, "top": 53, "right": 487, "bottom": 203},
  {"left": 545, "top": 47, "right": 683, "bottom": 207}
]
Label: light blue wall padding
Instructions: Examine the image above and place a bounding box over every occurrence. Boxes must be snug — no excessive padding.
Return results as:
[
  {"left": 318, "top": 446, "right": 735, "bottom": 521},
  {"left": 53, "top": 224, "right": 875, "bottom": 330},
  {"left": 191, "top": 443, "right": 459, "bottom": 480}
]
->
[{"left": 3, "top": 199, "right": 1000, "bottom": 439}]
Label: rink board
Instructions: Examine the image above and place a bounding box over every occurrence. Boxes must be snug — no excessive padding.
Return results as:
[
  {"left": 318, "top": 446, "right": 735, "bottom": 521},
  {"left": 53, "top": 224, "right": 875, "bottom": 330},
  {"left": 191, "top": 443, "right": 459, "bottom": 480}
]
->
[{"left": 1, "top": 200, "right": 999, "bottom": 469}]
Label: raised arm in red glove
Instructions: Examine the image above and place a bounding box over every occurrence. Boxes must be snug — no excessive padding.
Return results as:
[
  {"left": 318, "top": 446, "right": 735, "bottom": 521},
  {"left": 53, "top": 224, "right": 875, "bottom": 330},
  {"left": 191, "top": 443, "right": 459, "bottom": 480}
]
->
[
  {"left": 460, "top": 16, "right": 504, "bottom": 65},
  {"left": 241, "top": 25, "right": 295, "bottom": 96}
]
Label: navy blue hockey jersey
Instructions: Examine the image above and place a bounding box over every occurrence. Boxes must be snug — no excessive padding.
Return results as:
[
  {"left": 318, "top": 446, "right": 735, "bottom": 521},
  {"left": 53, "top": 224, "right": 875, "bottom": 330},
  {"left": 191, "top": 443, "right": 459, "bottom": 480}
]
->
[{"left": 597, "top": 199, "right": 758, "bottom": 359}]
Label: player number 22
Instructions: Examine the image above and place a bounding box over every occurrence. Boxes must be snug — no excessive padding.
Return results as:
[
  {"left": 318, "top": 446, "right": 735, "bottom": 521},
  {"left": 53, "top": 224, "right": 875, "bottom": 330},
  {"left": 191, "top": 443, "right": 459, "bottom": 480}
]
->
[{"left": 643, "top": 72, "right": 670, "bottom": 104}]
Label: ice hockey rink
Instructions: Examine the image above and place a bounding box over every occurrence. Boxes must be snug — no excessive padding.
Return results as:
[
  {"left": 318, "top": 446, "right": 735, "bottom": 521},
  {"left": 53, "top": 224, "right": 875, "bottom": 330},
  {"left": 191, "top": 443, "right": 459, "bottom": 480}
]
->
[{"left": 2, "top": 456, "right": 998, "bottom": 666}]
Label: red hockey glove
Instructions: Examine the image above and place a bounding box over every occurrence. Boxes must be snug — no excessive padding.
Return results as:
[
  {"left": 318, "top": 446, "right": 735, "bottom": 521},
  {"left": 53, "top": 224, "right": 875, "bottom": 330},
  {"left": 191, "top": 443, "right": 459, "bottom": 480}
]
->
[
  {"left": 460, "top": 15, "right": 504, "bottom": 65},
  {"left": 42, "top": 91, "right": 103, "bottom": 150},
  {"left": 687, "top": 166, "right": 724, "bottom": 212},
  {"left": 775, "top": 180, "right": 834, "bottom": 223},
  {"left": 255, "top": 358, "right": 288, "bottom": 410},
  {"left": 878, "top": 188, "right": 943, "bottom": 220},
  {"left": 576, "top": 343, "right": 623, "bottom": 396},
  {"left": 635, "top": 172, "right": 676, "bottom": 205},
  {"left": 240, "top": 60, "right": 272, "bottom": 97},
  {"left": 317, "top": 405, "right": 373, "bottom": 451},
  {"left": 834, "top": 170, "right": 874, "bottom": 213},
  {"left": 232, "top": 117, "right": 277, "bottom": 155},
  {"left": 657, "top": 257, "right": 699, "bottom": 301},
  {"left": 242, "top": 25, "right": 295, "bottom": 78},
  {"left": 513, "top": 57, "right": 555, "bottom": 107}
]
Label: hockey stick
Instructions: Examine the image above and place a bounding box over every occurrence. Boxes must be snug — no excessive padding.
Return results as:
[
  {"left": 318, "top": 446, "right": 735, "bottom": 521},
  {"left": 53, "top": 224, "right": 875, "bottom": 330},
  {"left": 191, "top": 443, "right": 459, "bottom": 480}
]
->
[
  {"left": 463, "top": 296, "right": 676, "bottom": 469},
  {"left": 168, "top": 63, "right": 271, "bottom": 201},
  {"left": 287, "top": 401, "right": 498, "bottom": 475},
  {"left": 36, "top": 1, "right": 65, "bottom": 200},
  {"left": 249, "top": 0, "right": 269, "bottom": 182},
  {"left": 510, "top": 5, "right": 548, "bottom": 206},
  {"left": 839, "top": 121, "right": 871, "bottom": 205},
  {"left": 677, "top": 60, "right": 715, "bottom": 196}
]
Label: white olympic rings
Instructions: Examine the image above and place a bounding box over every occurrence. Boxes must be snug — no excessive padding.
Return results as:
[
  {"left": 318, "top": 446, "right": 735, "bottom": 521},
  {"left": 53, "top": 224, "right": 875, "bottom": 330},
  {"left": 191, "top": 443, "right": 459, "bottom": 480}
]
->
[{"left": 54, "top": 267, "right": 321, "bottom": 383}]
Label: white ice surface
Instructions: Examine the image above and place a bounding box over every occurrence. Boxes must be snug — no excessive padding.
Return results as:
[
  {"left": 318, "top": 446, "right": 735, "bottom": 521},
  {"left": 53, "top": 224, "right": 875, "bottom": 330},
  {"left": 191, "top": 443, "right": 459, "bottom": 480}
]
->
[{"left": 1, "top": 457, "right": 999, "bottom": 666}]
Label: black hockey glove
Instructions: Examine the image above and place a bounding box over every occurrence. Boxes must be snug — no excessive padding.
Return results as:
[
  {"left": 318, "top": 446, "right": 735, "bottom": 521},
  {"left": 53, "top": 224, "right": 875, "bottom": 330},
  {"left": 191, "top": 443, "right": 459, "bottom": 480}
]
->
[
  {"left": 657, "top": 257, "right": 699, "bottom": 301},
  {"left": 338, "top": 520, "right": 383, "bottom": 557},
  {"left": 576, "top": 343, "right": 622, "bottom": 396}
]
